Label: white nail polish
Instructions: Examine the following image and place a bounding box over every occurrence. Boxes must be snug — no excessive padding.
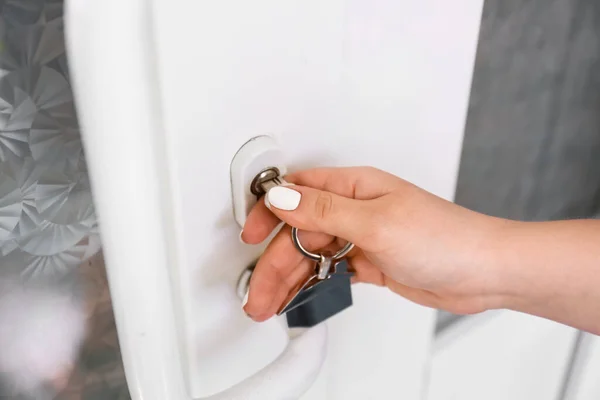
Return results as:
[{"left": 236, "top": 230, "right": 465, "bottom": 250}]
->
[
  {"left": 242, "top": 289, "right": 249, "bottom": 308},
  {"left": 266, "top": 186, "right": 301, "bottom": 211},
  {"left": 264, "top": 194, "right": 272, "bottom": 210},
  {"left": 239, "top": 230, "right": 246, "bottom": 244}
]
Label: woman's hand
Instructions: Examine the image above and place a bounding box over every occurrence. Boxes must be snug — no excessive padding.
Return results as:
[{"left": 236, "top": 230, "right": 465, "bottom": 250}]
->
[{"left": 241, "top": 166, "right": 508, "bottom": 322}]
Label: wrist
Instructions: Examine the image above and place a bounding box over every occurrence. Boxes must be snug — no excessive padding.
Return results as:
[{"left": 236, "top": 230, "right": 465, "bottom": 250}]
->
[
  {"left": 467, "top": 215, "right": 523, "bottom": 312},
  {"left": 476, "top": 217, "right": 559, "bottom": 313}
]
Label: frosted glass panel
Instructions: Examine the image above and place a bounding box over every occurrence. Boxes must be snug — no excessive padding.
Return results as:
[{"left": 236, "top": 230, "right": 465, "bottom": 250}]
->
[
  {"left": 0, "top": 0, "right": 99, "bottom": 279},
  {"left": 0, "top": 1, "right": 127, "bottom": 399}
]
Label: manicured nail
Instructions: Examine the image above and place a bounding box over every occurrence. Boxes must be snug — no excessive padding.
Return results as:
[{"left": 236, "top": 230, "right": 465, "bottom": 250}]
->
[
  {"left": 239, "top": 230, "right": 246, "bottom": 244},
  {"left": 242, "top": 289, "right": 249, "bottom": 308},
  {"left": 266, "top": 186, "right": 301, "bottom": 211}
]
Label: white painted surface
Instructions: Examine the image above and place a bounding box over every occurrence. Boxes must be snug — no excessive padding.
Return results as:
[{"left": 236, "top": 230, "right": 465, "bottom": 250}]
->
[
  {"left": 564, "top": 334, "right": 600, "bottom": 400},
  {"left": 206, "top": 324, "right": 328, "bottom": 400},
  {"left": 151, "top": 0, "right": 483, "bottom": 398},
  {"left": 426, "top": 311, "right": 577, "bottom": 400},
  {"left": 65, "top": 1, "right": 189, "bottom": 399},
  {"left": 67, "top": 0, "right": 483, "bottom": 398}
]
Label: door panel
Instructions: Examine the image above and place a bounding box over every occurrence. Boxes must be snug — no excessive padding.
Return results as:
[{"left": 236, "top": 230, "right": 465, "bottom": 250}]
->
[
  {"left": 426, "top": 311, "right": 577, "bottom": 400},
  {"left": 151, "top": 1, "right": 482, "bottom": 398},
  {"left": 564, "top": 334, "right": 600, "bottom": 400}
]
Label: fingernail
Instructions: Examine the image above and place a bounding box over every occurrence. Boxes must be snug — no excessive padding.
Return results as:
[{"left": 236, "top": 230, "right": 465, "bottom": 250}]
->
[
  {"left": 242, "top": 289, "right": 254, "bottom": 319},
  {"left": 242, "top": 288, "right": 249, "bottom": 308},
  {"left": 266, "top": 186, "right": 301, "bottom": 211},
  {"left": 239, "top": 230, "right": 246, "bottom": 244}
]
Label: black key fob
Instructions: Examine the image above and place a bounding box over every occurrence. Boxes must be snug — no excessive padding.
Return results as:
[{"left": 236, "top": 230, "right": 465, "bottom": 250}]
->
[{"left": 285, "top": 260, "right": 353, "bottom": 328}]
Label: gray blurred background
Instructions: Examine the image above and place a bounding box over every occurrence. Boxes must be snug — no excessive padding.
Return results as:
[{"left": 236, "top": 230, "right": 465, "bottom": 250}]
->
[
  {"left": 458, "top": 0, "right": 600, "bottom": 222},
  {"left": 1, "top": 0, "right": 600, "bottom": 398}
]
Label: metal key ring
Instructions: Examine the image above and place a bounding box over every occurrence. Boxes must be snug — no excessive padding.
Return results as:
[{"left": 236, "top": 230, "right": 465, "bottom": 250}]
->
[{"left": 291, "top": 226, "right": 354, "bottom": 262}]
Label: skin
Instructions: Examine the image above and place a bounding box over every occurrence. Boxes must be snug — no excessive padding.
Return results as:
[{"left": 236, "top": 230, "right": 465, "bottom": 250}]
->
[{"left": 241, "top": 166, "right": 600, "bottom": 335}]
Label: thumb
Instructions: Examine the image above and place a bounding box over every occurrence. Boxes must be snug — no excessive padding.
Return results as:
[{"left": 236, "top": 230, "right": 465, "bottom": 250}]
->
[{"left": 264, "top": 184, "right": 374, "bottom": 244}]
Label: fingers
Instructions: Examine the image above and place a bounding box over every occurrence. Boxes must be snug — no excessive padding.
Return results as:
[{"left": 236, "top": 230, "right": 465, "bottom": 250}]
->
[
  {"left": 246, "top": 233, "right": 383, "bottom": 321},
  {"left": 241, "top": 166, "right": 404, "bottom": 319},
  {"left": 241, "top": 166, "right": 400, "bottom": 244},
  {"left": 286, "top": 166, "right": 400, "bottom": 200},
  {"left": 264, "top": 184, "right": 380, "bottom": 246},
  {"left": 347, "top": 252, "right": 386, "bottom": 287},
  {"left": 243, "top": 225, "right": 334, "bottom": 320},
  {"left": 241, "top": 197, "right": 280, "bottom": 244},
  {"left": 249, "top": 258, "right": 313, "bottom": 322}
]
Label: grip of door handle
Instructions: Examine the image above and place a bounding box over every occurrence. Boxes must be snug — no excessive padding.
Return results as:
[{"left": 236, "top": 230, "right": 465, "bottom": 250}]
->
[{"left": 206, "top": 324, "right": 327, "bottom": 400}]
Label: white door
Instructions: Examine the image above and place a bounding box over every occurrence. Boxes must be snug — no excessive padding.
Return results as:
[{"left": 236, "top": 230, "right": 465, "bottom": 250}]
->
[
  {"left": 563, "top": 333, "right": 600, "bottom": 400},
  {"left": 65, "top": 0, "right": 484, "bottom": 398},
  {"left": 427, "top": 310, "right": 578, "bottom": 400}
]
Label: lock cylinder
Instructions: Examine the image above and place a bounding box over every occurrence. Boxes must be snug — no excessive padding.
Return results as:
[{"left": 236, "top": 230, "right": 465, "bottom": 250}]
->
[
  {"left": 250, "top": 166, "right": 289, "bottom": 198},
  {"left": 230, "top": 136, "right": 287, "bottom": 228}
]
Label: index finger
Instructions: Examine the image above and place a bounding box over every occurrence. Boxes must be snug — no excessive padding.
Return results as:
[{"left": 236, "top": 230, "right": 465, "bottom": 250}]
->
[
  {"left": 286, "top": 166, "right": 399, "bottom": 200},
  {"left": 243, "top": 166, "right": 399, "bottom": 244}
]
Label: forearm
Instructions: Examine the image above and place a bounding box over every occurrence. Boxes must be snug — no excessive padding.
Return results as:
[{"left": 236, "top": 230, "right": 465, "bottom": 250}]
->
[{"left": 488, "top": 219, "right": 600, "bottom": 334}]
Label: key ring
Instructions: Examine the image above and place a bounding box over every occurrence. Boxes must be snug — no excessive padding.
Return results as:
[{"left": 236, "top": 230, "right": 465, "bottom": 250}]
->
[{"left": 291, "top": 226, "right": 354, "bottom": 279}]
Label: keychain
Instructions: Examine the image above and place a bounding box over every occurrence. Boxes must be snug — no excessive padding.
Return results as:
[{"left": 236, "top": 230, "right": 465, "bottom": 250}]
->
[{"left": 278, "top": 227, "right": 355, "bottom": 328}]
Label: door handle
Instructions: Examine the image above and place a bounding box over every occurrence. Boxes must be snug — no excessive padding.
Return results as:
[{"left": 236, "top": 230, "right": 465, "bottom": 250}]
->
[{"left": 202, "top": 324, "right": 327, "bottom": 400}]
